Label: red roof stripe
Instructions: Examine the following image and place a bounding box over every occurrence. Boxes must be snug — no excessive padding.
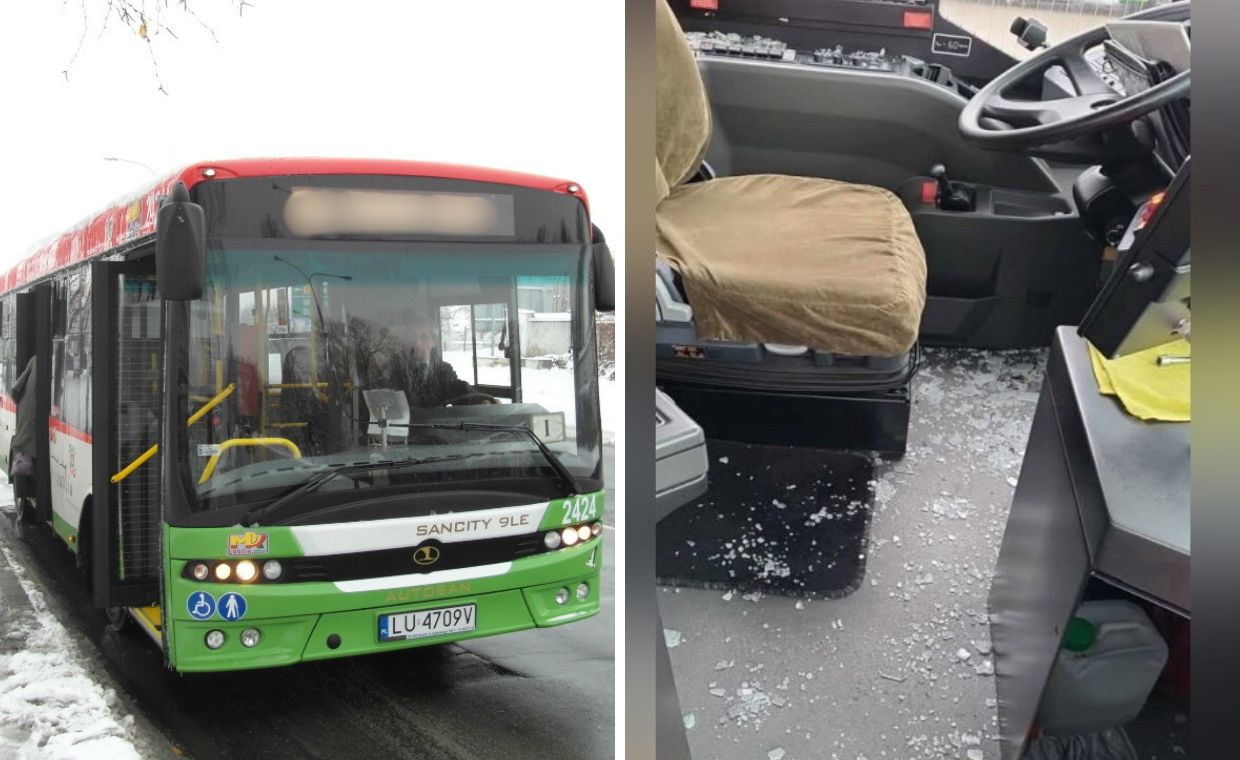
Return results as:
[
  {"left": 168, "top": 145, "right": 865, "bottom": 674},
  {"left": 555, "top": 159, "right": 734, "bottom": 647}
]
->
[{"left": 2, "top": 158, "right": 589, "bottom": 296}]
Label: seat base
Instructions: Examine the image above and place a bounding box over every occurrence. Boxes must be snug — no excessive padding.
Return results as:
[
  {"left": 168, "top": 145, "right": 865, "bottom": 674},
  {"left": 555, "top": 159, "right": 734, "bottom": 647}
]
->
[
  {"left": 657, "top": 378, "right": 911, "bottom": 458},
  {"left": 657, "top": 321, "right": 914, "bottom": 392}
]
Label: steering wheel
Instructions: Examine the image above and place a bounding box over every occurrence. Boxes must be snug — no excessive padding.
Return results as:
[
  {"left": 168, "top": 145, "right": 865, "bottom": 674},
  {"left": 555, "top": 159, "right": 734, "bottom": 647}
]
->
[
  {"left": 959, "top": 5, "right": 1189, "bottom": 154},
  {"left": 444, "top": 391, "right": 499, "bottom": 406}
]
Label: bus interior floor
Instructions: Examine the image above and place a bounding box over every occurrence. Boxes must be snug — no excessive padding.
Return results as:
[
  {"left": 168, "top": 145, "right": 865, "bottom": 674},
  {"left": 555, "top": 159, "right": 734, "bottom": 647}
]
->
[
  {"left": 657, "top": 440, "right": 874, "bottom": 599},
  {"left": 660, "top": 346, "right": 1048, "bottom": 758}
]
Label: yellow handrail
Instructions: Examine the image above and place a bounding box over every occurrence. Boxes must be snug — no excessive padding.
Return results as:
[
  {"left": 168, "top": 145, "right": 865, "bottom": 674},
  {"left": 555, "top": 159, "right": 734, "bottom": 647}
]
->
[
  {"left": 110, "top": 445, "right": 158, "bottom": 485},
  {"left": 110, "top": 383, "right": 237, "bottom": 484},
  {"left": 188, "top": 384, "right": 235, "bottom": 426},
  {"left": 267, "top": 382, "right": 352, "bottom": 391},
  {"left": 198, "top": 437, "right": 302, "bottom": 484}
]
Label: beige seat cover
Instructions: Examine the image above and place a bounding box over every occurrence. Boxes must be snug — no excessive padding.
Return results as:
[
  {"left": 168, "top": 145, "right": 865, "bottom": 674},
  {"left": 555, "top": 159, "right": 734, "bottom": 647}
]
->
[
  {"left": 654, "top": 0, "right": 927, "bottom": 357},
  {"left": 658, "top": 174, "right": 926, "bottom": 356}
]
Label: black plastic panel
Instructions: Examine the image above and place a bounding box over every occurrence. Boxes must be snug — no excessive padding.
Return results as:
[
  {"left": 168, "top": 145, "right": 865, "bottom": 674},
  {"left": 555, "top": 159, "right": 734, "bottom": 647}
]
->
[
  {"left": 672, "top": 0, "right": 1019, "bottom": 85},
  {"left": 657, "top": 380, "right": 910, "bottom": 456},
  {"left": 192, "top": 175, "right": 588, "bottom": 245},
  {"left": 697, "top": 56, "right": 1058, "bottom": 193},
  {"left": 1079, "top": 159, "right": 1189, "bottom": 358},
  {"left": 897, "top": 178, "right": 1102, "bottom": 348}
]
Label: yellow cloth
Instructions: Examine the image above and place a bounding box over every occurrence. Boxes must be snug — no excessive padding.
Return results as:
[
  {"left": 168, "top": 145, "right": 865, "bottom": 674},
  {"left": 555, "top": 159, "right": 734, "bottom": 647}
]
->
[{"left": 1087, "top": 339, "right": 1190, "bottom": 422}]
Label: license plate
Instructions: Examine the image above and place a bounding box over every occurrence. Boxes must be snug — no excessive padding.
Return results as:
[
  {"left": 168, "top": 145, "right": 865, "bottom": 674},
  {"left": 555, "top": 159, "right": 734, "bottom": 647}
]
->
[{"left": 378, "top": 604, "right": 476, "bottom": 642}]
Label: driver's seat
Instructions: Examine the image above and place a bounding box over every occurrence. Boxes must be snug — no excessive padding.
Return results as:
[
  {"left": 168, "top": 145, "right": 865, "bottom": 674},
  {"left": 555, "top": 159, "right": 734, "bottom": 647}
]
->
[{"left": 656, "top": 0, "right": 927, "bottom": 356}]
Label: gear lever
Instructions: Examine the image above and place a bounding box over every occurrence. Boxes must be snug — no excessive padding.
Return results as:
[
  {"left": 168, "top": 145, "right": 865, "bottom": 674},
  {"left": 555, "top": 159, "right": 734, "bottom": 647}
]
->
[{"left": 929, "top": 164, "right": 976, "bottom": 212}]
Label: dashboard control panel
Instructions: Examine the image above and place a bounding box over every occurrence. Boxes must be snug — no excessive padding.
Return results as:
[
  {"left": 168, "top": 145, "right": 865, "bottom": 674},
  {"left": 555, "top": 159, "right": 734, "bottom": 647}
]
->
[{"left": 685, "top": 30, "right": 972, "bottom": 94}]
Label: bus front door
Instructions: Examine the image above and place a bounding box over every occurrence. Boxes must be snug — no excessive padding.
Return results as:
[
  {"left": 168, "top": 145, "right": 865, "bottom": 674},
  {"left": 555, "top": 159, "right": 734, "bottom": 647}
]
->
[
  {"left": 12, "top": 287, "right": 51, "bottom": 525},
  {"left": 90, "top": 260, "right": 164, "bottom": 636}
]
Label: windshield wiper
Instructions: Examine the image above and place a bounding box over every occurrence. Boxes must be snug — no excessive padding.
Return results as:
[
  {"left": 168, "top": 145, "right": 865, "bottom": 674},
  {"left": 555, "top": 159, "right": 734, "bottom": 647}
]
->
[
  {"left": 241, "top": 455, "right": 470, "bottom": 527},
  {"left": 241, "top": 425, "right": 580, "bottom": 527},
  {"left": 404, "top": 422, "right": 583, "bottom": 497}
]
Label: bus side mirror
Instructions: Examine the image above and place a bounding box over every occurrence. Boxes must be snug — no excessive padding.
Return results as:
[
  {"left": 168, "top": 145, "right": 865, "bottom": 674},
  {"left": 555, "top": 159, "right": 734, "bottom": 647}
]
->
[
  {"left": 591, "top": 225, "right": 615, "bottom": 312},
  {"left": 156, "top": 181, "right": 207, "bottom": 301}
]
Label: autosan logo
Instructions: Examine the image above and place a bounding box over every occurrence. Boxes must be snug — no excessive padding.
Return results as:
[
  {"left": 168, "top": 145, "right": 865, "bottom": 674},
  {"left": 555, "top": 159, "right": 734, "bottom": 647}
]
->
[
  {"left": 227, "top": 531, "right": 269, "bottom": 556},
  {"left": 124, "top": 200, "right": 142, "bottom": 239},
  {"left": 412, "top": 545, "right": 441, "bottom": 566}
]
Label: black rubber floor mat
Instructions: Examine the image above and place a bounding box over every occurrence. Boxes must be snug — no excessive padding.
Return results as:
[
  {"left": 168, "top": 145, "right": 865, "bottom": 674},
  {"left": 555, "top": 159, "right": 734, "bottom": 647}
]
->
[{"left": 656, "top": 439, "right": 874, "bottom": 598}]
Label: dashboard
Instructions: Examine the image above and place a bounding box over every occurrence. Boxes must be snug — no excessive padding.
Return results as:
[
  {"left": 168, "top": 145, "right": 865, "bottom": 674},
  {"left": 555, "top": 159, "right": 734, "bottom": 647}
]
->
[{"left": 685, "top": 29, "right": 977, "bottom": 98}]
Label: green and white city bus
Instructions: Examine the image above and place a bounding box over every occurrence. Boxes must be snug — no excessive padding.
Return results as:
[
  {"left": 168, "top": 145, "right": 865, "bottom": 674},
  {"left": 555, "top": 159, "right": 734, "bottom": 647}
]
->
[{"left": 2, "top": 158, "right": 614, "bottom": 672}]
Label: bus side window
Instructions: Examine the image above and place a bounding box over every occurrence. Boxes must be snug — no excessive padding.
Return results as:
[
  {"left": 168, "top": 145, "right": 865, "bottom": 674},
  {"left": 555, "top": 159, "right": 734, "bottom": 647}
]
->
[
  {"left": 50, "top": 278, "right": 69, "bottom": 420},
  {"left": 0, "top": 299, "right": 6, "bottom": 394}
]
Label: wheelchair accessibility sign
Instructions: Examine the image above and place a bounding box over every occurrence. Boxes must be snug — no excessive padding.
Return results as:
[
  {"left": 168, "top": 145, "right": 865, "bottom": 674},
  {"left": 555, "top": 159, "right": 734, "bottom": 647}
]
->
[
  {"left": 218, "top": 592, "right": 248, "bottom": 621},
  {"left": 188, "top": 591, "right": 216, "bottom": 621}
]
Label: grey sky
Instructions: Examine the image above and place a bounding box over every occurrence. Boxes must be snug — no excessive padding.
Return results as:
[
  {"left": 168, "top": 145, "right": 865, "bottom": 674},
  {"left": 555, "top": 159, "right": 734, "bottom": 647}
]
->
[{"left": 0, "top": 0, "right": 624, "bottom": 268}]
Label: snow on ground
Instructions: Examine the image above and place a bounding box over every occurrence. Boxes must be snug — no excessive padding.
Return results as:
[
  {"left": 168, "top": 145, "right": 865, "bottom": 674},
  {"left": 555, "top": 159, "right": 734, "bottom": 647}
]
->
[{"left": 0, "top": 482, "right": 143, "bottom": 760}]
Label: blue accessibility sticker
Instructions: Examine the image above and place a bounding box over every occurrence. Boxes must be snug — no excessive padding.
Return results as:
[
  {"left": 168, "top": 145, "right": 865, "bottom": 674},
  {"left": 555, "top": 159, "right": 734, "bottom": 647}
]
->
[
  {"left": 218, "top": 591, "right": 248, "bottom": 621},
  {"left": 187, "top": 591, "right": 216, "bottom": 621}
]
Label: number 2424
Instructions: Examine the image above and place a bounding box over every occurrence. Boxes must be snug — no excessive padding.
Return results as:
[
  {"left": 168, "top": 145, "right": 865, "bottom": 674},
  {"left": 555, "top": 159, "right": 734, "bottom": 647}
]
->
[{"left": 562, "top": 494, "right": 600, "bottom": 525}]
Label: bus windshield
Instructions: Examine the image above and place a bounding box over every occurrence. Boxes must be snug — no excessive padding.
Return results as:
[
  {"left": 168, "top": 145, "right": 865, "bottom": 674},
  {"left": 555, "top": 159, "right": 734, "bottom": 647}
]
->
[{"left": 184, "top": 240, "right": 602, "bottom": 515}]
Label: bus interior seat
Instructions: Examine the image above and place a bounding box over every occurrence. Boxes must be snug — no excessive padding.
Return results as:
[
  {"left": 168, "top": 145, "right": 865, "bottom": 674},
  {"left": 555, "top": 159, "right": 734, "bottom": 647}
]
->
[
  {"left": 234, "top": 359, "right": 259, "bottom": 418},
  {"left": 279, "top": 345, "right": 330, "bottom": 453},
  {"left": 654, "top": 0, "right": 927, "bottom": 357},
  {"left": 362, "top": 389, "right": 410, "bottom": 444}
]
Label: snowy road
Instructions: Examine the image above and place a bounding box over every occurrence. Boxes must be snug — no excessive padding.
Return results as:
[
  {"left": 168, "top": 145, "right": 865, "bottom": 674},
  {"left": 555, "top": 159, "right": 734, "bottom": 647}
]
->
[
  {"left": 0, "top": 447, "right": 615, "bottom": 760},
  {"left": 0, "top": 476, "right": 164, "bottom": 759}
]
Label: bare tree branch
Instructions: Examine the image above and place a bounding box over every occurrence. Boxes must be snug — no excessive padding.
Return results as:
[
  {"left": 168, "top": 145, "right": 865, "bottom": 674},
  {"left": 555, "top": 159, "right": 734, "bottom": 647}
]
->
[
  {"left": 61, "top": 0, "right": 91, "bottom": 81},
  {"left": 178, "top": 1, "right": 224, "bottom": 47},
  {"left": 61, "top": 0, "right": 252, "bottom": 93}
]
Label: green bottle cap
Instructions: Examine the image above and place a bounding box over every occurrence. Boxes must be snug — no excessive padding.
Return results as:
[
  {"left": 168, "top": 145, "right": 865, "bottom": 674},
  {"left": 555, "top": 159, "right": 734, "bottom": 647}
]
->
[{"left": 1063, "top": 617, "right": 1097, "bottom": 652}]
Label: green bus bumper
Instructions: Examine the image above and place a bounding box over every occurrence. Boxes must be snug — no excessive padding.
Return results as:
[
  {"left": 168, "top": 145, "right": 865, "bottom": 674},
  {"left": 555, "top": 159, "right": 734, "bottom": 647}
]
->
[{"left": 166, "top": 539, "right": 602, "bottom": 673}]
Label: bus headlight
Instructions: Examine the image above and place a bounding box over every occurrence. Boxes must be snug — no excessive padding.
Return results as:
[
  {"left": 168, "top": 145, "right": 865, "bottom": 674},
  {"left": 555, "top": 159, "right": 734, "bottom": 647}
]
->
[
  {"left": 262, "top": 560, "right": 283, "bottom": 581},
  {"left": 205, "top": 630, "right": 225, "bottom": 650},
  {"left": 235, "top": 560, "right": 258, "bottom": 583},
  {"left": 554, "top": 588, "right": 570, "bottom": 605},
  {"left": 576, "top": 582, "right": 589, "bottom": 601},
  {"left": 214, "top": 563, "right": 232, "bottom": 581},
  {"left": 191, "top": 563, "right": 210, "bottom": 581},
  {"left": 544, "top": 522, "right": 602, "bottom": 552},
  {"left": 240, "top": 628, "right": 261, "bottom": 648}
]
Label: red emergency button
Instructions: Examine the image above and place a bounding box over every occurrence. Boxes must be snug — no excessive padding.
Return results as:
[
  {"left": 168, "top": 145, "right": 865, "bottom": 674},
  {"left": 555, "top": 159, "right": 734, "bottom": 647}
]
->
[
  {"left": 690, "top": 0, "right": 719, "bottom": 9},
  {"left": 921, "top": 180, "right": 938, "bottom": 205},
  {"left": 1134, "top": 191, "right": 1166, "bottom": 231},
  {"left": 903, "top": 11, "right": 933, "bottom": 29}
]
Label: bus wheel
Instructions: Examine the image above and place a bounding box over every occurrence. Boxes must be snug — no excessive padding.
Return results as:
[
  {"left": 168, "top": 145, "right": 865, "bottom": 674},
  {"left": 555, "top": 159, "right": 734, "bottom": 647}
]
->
[
  {"left": 77, "top": 508, "right": 93, "bottom": 593},
  {"left": 105, "top": 606, "right": 130, "bottom": 632},
  {"left": 101, "top": 624, "right": 130, "bottom": 670}
]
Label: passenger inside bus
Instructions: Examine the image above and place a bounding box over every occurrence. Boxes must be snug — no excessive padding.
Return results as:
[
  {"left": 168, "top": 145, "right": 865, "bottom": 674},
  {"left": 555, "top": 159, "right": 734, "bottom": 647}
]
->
[{"left": 379, "top": 315, "right": 498, "bottom": 408}]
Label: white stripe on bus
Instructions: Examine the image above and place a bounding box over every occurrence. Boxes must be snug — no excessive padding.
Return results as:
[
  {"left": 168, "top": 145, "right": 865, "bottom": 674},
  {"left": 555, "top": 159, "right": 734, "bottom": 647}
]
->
[
  {"left": 333, "top": 562, "right": 512, "bottom": 592},
  {"left": 290, "top": 502, "right": 551, "bottom": 556}
]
